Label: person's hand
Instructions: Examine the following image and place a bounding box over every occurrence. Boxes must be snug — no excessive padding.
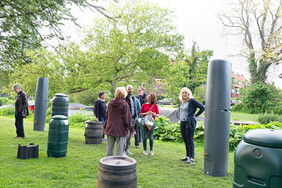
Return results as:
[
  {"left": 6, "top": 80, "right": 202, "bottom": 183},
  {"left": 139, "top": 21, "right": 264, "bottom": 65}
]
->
[
  {"left": 193, "top": 115, "right": 196, "bottom": 119},
  {"left": 95, "top": 118, "right": 99, "bottom": 122},
  {"left": 148, "top": 111, "right": 152, "bottom": 115},
  {"left": 130, "top": 131, "right": 136, "bottom": 138}
]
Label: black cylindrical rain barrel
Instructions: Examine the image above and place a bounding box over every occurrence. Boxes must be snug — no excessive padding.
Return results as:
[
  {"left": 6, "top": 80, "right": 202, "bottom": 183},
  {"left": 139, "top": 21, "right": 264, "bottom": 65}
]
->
[
  {"left": 204, "top": 59, "right": 232, "bottom": 177},
  {"left": 51, "top": 93, "right": 69, "bottom": 118},
  {"left": 97, "top": 156, "right": 137, "bottom": 188},
  {"left": 233, "top": 129, "right": 282, "bottom": 187},
  {"left": 84, "top": 121, "right": 103, "bottom": 144},
  {"left": 47, "top": 115, "right": 69, "bottom": 158},
  {"left": 33, "top": 77, "right": 49, "bottom": 131}
]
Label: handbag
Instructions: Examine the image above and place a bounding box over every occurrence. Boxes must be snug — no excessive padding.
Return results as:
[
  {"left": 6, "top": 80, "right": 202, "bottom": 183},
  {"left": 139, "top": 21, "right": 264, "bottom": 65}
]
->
[
  {"left": 21, "top": 108, "right": 28, "bottom": 118},
  {"left": 144, "top": 114, "right": 154, "bottom": 131},
  {"left": 137, "top": 104, "right": 155, "bottom": 129}
]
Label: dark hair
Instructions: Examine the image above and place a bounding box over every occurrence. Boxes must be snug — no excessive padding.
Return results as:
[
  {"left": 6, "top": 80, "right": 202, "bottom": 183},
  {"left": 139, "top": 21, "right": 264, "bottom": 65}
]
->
[
  {"left": 146, "top": 92, "right": 157, "bottom": 104},
  {"left": 98, "top": 91, "right": 105, "bottom": 98}
]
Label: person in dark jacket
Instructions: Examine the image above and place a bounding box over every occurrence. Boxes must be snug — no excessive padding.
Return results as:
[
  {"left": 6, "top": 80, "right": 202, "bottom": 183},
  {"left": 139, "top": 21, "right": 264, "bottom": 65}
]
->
[
  {"left": 176, "top": 87, "right": 205, "bottom": 164},
  {"left": 102, "top": 87, "right": 136, "bottom": 156},
  {"left": 125, "top": 85, "right": 141, "bottom": 154},
  {"left": 136, "top": 86, "right": 147, "bottom": 143},
  {"left": 13, "top": 84, "right": 29, "bottom": 139},
  {"left": 94, "top": 91, "right": 107, "bottom": 141}
]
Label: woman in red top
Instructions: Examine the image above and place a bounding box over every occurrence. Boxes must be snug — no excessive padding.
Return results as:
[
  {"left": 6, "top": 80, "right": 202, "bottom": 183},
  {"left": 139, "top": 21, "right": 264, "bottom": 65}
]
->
[{"left": 139, "top": 92, "right": 159, "bottom": 156}]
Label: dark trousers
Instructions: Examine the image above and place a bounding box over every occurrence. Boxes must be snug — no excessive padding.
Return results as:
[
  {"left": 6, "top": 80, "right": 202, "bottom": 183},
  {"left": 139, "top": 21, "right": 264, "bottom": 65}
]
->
[
  {"left": 180, "top": 121, "right": 195, "bottom": 158},
  {"left": 100, "top": 117, "right": 105, "bottom": 138},
  {"left": 134, "top": 124, "right": 141, "bottom": 146},
  {"left": 15, "top": 111, "right": 24, "bottom": 137},
  {"left": 142, "top": 124, "right": 155, "bottom": 151},
  {"left": 125, "top": 118, "right": 135, "bottom": 151}
]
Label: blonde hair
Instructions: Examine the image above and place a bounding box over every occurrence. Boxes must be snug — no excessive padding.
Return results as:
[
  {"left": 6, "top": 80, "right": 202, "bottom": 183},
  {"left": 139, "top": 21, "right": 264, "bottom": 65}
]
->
[
  {"left": 179, "top": 87, "right": 193, "bottom": 102},
  {"left": 115, "top": 87, "right": 127, "bottom": 99}
]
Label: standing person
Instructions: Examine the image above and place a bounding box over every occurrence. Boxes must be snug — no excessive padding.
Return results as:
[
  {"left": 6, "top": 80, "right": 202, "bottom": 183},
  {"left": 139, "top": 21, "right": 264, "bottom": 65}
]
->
[
  {"left": 176, "top": 87, "right": 205, "bottom": 164},
  {"left": 136, "top": 86, "right": 147, "bottom": 143},
  {"left": 94, "top": 91, "right": 107, "bottom": 141},
  {"left": 139, "top": 92, "right": 159, "bottom": 156},
  {"left": 13, "top": 84, "right": 28, "bottom": 139},
  {"left": 124, "top": 85, "right": 141, "bottom": 154},
  {"left": 102, "top": 87, "right": 136, "bottom": 156}
]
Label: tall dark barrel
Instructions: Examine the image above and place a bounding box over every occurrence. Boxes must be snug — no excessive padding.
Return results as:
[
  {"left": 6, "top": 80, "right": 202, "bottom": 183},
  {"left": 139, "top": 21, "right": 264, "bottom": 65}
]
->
[
  {"left": 51, "top": 93, "right": 69, "bottom": 118},
  {"left": 97, "top": 156, "right": 137, "bottom": 188},
  {"left": 204, "top": 59, "right": 232, "bottom": 177},
  {"left": 47, "top": 115, "right": 69, "bottom": 158},
  {"left": 33, "top": 77, "right": 49, "bottom": 131},
  {"left": 84, "top": 121, "right": 103, "bottom": 144}
]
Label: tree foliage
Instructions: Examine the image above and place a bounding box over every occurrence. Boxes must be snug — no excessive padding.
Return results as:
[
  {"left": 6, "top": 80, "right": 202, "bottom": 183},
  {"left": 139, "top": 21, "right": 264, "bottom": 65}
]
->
[
  {"left": 239, "top": 82, "right": 280, "bottom": 113},
  {"left": 62, "top": 0, "right": 184, "bottom": 97},
  {"left": 0, "top": 0, "right": 113, "bottom": 88},
  {"left": 220, "top": 0, "right": 281, "bottom": 83},
  {"left": 165, "top": 42, "right": 213, "bottom": 103}
]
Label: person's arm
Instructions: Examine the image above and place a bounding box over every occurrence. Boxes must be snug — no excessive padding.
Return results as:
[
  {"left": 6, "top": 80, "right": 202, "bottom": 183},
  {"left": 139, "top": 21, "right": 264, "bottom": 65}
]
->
[
  {"left": 123, "top": 103, "right": 136, "bottom": 137},
  {"left": 192, "top": 98, "right": 205, "bottom": 118},
  {"left": 149, "top": 104, "right": 159, "bottom": 117},
  {"left": 94, "top": 101, "right": 100, "bottom": 121},
  {"left": 20, "top": 92, "right": 28, "bottom": 111}
]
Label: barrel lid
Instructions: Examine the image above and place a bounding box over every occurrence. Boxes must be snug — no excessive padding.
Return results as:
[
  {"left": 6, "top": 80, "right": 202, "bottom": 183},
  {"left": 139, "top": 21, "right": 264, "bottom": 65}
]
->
[
  {"left": 54, "top": 93, "right": 68, "bottom": 97},
  {"left": 100, "top": 156, "right": 136, "bottom": 167},
  {"left": 52, "top": 115, "right": 68, "bottom": 120},
  {"left": 243, "top": 129, "right": 282, "bottom": 148}
]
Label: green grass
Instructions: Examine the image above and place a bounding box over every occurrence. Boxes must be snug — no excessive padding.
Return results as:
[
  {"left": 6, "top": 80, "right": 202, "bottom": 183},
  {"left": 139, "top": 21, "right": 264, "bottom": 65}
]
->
[
  {"left": 0, "top": 116, "right": 234, "bottom": 187},
  {"left": 230, "top": 112, "right": 259, "bottom": 122}
]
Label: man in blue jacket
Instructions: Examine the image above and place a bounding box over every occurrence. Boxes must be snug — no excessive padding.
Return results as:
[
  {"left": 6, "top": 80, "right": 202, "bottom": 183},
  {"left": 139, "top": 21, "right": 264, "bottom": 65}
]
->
[{"left": 125, "top": 85, "right": 141, "bottom": 155}]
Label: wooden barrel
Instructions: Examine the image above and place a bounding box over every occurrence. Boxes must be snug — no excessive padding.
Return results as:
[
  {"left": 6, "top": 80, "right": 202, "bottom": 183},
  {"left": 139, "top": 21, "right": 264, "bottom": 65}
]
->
[
  {"left": 97, "top": 156, "right": 137, "bottom": 188},
  {"left": 84, "top": 121, "right": 103, "bottom": 144}
]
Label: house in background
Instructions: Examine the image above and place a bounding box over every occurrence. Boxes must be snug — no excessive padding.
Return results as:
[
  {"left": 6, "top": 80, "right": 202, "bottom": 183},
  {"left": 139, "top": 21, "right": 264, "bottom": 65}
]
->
[{"left": 232, "top": 72, "right": 250, "bottom": 98}]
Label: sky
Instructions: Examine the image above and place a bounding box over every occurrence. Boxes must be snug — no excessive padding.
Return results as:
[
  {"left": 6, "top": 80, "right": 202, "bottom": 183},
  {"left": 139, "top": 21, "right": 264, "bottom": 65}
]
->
[{"left": 60, "top": 0, "right": 281, "bottom": 88}]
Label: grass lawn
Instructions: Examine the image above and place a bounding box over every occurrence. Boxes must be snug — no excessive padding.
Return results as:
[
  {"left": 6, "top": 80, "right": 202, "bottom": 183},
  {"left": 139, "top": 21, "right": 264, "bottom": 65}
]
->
[{"left": 0, "top": 116, "right": 234, "bottom": 188}]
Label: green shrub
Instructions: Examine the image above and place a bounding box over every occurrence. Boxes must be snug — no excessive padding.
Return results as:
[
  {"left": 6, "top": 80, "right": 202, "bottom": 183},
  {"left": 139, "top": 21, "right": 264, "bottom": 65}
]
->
[
  {"left": 272, "top": 102, "right": 282, "bottom": 114},
  {"left": 45, "top": 107, "right": 52, "bottom": 123},
  {"left": 68, "top": 110, "right": 95, "bottom": 128},
  {"left": 0, "top": 105, "right": 15, "bottom": 116},
  {"left": 0, "top": 97, "right": 9, "bottom": 106},
  {"left": 257, "top": 114, "right": 281, "bottom": 124}
]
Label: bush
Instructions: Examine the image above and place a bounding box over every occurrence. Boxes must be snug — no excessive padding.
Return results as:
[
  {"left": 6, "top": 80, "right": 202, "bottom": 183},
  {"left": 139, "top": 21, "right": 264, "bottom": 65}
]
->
[
  {"left": 272, "top": 102, "right": 282, "bottom": 115},
  {"left": 0, "top": 105, "right": 15, "bottom": 116},
  {"left": 257, "top": 114, "right": 281, "bottom": 124},
  {"left": 68, "top": 110, "right": 95, "bottom": 128},
  {"left": 0, "top": 98, "right": 8, "bottom": 106}
]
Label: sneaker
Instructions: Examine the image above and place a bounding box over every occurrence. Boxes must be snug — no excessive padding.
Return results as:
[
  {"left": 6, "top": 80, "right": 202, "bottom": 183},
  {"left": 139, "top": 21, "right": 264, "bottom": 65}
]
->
[
  {"left": 180, "top": 157, "right": 188, "bottom": 161},
  {"left": 149, "top": 151, "right": 154, "bottom": 156},
  {"left": 186, "top": 157, "right": 194, "bottom": 164},
  {"left": 102, "top": 138, "right": 107, "bottom": 141},
  {"left": 125, "top": 149, "right": 133, "bottom": 155},
  {"left": 143, "top": 150, "right": 148, "bottom": 155}
]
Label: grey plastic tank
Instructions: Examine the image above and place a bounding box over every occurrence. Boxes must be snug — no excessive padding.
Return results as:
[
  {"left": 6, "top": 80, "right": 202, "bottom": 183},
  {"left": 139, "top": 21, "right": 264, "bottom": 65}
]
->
[
  {"left": 33, "top": 77, "right": 49, "bottom": 131},
  {"left": 204, "top": 59, "right": 232, "bottom": 177}
]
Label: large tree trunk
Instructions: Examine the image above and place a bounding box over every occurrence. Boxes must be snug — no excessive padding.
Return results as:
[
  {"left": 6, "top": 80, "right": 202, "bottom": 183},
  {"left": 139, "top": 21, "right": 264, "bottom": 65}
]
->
[{"left": 249, "top": 53, "right": 258, "bottom": 83}]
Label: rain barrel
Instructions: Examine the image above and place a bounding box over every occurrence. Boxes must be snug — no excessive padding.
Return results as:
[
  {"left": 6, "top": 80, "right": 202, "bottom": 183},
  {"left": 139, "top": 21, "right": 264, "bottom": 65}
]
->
[
  {"left": 233, "top": 129, "right": 282, "bottom": 187},
  {"left": 84, "top": 121, "right": 103, "bottom": 144},
  {"left": 47, "top": 115, "right": 69, "bottom": 158},
  {"left": 51, "top": 93, "right": 69, "bottom": 117},
  {"left": 97, "top": 156, "right": 137, "bottom": 188}
]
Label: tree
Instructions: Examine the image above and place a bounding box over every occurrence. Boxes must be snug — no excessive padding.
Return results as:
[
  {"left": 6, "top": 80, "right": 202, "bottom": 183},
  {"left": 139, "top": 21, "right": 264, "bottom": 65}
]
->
[
  {"left": 62, "top": 0, "right": 184, "bottom": 97},
  {"left": 5, "top": 48, "right": 66, "bottom": 98},
  {"left": 220, "top": 0, "right": 281, "bottom": 84},
  {"left": 0, "top": 0, "right": 114, "bottom": 89},
  {"left": 165, "top": 43, "right": 213, "bottom": 103}
]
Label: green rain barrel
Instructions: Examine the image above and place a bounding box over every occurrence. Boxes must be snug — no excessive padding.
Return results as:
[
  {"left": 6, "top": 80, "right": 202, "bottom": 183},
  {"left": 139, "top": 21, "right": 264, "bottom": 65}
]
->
[
  {"left": 47, "top": 115, "right": 69, "bottom": 158},
  {"left": 233, "top": 129, "right": 282, "bottom": 188},
  {"left": 51, "top": 93, "right": 69, "bottom": 118}
]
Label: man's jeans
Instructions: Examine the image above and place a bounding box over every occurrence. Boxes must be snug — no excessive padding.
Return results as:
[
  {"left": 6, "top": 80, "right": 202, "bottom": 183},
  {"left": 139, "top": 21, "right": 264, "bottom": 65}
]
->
[
  {"left": 15, "top": 110, "right": 24, "bottom": 137},
  {"left": 125, "top": 118, "right": 135, "bottom": 151}
]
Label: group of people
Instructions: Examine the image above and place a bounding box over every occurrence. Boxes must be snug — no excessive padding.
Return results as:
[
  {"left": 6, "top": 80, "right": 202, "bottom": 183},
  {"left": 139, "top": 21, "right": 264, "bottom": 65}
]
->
[
  {"left": 13, "top": 83, "right": 205, "bottom": 164},
  {"left": 96, "top": 85, "right": 205, "bottom": 164}
]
